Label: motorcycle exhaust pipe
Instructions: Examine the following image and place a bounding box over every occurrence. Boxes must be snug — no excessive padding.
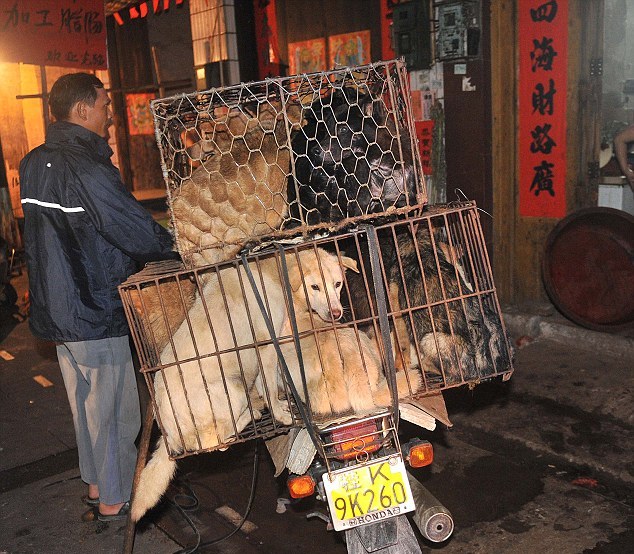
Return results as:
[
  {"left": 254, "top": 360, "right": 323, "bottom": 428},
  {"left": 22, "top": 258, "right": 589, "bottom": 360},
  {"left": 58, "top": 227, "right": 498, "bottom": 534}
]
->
[{"left": 407, "top": 473, "right": 454, "bottom": 543}]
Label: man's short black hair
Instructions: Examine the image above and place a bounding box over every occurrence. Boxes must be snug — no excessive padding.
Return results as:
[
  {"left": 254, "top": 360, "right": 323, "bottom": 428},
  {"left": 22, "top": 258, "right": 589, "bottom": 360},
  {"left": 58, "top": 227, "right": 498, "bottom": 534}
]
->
[{"left": 49, "top": 73, "right": 104, "bottom": 122}]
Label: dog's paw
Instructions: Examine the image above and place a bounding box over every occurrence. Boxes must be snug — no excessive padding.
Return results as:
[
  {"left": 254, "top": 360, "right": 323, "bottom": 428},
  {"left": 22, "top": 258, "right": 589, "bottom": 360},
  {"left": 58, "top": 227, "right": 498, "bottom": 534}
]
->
[
  {"left": 402, "top": 368, "right": 423, "bottom": 396},
  {"left": 270, "top": 402, "right": 293, "bottom": 426}
]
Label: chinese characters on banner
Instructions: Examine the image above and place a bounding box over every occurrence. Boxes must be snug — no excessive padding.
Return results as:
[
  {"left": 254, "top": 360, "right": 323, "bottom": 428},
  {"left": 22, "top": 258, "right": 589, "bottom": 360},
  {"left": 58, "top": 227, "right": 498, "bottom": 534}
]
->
[
  {"left": 0, "top": 0, "right": 107, "bottom": 69},
  {"left": 519, "top": 0, "right": 568, "bottom": 217}
]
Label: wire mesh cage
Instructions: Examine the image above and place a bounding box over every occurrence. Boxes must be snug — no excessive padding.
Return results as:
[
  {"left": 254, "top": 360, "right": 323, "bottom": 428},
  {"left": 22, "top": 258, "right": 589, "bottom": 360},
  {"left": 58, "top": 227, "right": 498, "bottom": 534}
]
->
[
  {"left": 151, "top": 59, "right": 426, "bottom": 268},
  {"left": 119, "top": 201, "right": 513, "bottom": 459}
]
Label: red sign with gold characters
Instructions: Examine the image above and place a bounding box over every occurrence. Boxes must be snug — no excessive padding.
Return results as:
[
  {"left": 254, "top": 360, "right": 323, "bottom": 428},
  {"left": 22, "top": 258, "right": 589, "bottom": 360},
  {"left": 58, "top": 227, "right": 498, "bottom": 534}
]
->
[
  {"left": 0, "top": 0, "right": 107, "bottom": 69},
  {"left": 519, "top": 0, "right": 568, "bottom": 218}
]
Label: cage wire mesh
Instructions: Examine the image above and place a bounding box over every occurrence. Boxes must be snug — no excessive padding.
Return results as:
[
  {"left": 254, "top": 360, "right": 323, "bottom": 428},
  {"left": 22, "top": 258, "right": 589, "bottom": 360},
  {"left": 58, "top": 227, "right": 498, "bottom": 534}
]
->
[
  {"left": 151, "top": 59, "right": 426, "bottom": 268},
  {"left": 120, "top": 201, "right": 513, "bottom": 458}
]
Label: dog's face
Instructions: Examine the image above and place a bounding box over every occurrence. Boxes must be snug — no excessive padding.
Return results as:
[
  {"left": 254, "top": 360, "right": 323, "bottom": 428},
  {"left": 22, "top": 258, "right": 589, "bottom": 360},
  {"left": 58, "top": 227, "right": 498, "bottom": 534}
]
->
[{"left": 287, "top": 248, "right": 359, "bottom": 322}]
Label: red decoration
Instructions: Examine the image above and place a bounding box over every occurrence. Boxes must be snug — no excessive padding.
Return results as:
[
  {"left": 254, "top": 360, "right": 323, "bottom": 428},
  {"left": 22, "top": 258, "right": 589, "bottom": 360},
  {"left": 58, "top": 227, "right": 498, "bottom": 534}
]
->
[
  {"left": 126, "top": 93, "right": 156, "bottom": 135},
  {"left": 380, "top": 0, "right": 396, "bottom": 61},
  {"left": 519, "top": 0, "right": 568, "bottom": 218},
  {"left": 115, "top": 0, "right": 184, "bottom": 25},
  {"left": 415, "top": 120, "right": 434, "bottom": 176},
  {"left": 254, "top": 0, "right": 282, "bottom": 78}
]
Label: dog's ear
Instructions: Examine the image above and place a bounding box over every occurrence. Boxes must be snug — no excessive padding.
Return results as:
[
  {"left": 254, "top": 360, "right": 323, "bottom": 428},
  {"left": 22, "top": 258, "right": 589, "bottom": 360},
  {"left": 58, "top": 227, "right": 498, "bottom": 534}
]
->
[
  {"left": 284, "top": 254, "right": 303, "bottom": 292},
  {"left": 340, "top": 255, "right": 359, "bottom": 273}
]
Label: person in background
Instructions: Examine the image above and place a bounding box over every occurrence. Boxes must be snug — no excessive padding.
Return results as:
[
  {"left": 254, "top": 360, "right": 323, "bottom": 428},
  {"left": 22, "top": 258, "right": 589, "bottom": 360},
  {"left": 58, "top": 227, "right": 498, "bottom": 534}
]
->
[
  {"left": 613, "top": 123, "right": 634, "bottom": 191},
  {"left": 19, "top": 73, "right": 176, "bottom": 522}
]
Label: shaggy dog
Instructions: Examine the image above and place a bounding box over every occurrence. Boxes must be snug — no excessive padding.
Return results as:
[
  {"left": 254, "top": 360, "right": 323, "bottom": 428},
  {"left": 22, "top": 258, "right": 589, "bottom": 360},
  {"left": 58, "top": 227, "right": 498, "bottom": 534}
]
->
[
  {"left": 337, "top": 223, "right": 511, "bottom": 386},
  {"left": 387, "top": 225, "right": 511, "bottom": 384}
]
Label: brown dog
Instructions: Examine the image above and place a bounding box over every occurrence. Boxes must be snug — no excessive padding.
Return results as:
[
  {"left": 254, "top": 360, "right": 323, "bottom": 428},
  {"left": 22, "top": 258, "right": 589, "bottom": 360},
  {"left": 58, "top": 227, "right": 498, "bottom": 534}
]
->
[{"left": 171, "top": 101, "right": 303, "bottom": 268}]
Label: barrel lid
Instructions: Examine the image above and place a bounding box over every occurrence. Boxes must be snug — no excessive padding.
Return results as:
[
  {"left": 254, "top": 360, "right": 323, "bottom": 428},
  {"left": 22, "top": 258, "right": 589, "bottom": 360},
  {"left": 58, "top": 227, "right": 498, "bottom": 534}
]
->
[{"left": 542, "top": 207, "right": 634, "bottom": 331}]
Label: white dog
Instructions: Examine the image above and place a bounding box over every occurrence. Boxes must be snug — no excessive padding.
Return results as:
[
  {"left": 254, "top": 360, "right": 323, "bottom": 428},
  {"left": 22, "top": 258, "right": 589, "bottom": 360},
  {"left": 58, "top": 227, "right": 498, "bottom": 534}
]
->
[{"left": 132, "top": 247, "right": 362, "bottom": 521}]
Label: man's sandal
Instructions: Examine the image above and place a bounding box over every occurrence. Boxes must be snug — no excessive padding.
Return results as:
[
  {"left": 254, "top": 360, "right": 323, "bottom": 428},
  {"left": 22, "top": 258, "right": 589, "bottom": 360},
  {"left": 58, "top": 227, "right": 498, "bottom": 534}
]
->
[{"left": 81, "top": 501, "right": 130, "bottom": 522}]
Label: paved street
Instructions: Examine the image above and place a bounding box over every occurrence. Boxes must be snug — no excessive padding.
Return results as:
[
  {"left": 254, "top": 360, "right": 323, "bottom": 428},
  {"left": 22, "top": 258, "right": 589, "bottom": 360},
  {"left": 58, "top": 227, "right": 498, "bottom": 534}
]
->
[{"left": 1, "top": 269, "right": 633, "bottom": 553}]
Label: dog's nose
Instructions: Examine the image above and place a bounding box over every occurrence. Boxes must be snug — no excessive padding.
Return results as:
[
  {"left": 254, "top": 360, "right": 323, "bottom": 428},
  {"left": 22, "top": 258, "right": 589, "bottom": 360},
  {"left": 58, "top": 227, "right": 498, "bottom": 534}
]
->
[{"left": 331, "top": 308, "right": 342, "bottom": 320}]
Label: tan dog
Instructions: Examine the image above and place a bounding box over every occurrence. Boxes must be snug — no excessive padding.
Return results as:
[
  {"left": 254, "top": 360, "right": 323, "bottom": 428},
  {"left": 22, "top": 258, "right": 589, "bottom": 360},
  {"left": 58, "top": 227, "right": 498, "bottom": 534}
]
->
[
  {"left": 280, "top": 248, "right": 421, "bottom": 421},
  {"left": 171, "top": 101, "right": 303, "bottom": 268}
]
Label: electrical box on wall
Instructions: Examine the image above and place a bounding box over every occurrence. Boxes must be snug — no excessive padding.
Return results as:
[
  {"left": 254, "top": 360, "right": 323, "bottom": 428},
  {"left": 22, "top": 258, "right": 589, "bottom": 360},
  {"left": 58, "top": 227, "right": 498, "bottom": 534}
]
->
[
  {"left": 436, "top": 1, "right": 481, "bottom": 61},
  {"left": 391, "top": 1, "right": 432, "bottom": 70}
]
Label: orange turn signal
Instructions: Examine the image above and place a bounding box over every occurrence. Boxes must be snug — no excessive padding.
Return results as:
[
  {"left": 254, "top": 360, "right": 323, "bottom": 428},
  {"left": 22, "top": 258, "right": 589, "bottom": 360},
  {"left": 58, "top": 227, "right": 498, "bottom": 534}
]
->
[
  {"left": 407, "top": 440, "right": 434, "bottom": 468},
  {"left": 287, "top": 474, "right": 316, "bottom": 499}
]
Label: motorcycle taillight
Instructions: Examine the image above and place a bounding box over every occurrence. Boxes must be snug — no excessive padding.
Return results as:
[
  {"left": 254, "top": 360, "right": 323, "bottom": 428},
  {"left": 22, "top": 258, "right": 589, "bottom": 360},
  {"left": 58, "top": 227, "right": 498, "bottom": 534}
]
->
[{"left": 329, "top": 420, "right": 382, "bottom": 461}]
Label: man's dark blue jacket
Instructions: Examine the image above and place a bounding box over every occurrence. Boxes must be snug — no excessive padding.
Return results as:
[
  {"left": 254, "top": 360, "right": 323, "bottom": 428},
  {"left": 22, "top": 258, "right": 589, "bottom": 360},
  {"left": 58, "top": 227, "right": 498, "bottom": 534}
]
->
[{"left": 19, "top": 121, "right": 175, "bottom": 342}]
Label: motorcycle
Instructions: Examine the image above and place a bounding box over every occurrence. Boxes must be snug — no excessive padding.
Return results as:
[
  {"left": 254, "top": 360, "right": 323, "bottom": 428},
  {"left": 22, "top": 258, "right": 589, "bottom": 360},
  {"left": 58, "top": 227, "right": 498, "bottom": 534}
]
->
[
  {"left": 253, "top": 233, "right": 455, "bottom": 554},
  {"left": 274, "top": 412, "right": 454, "bottom": 553}
]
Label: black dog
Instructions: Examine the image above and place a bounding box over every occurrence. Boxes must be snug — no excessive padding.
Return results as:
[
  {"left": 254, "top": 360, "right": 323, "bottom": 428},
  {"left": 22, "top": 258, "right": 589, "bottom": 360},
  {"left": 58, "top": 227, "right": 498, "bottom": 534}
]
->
[{"left": 285, "top": 88, "right": 417, "bottom": 228}]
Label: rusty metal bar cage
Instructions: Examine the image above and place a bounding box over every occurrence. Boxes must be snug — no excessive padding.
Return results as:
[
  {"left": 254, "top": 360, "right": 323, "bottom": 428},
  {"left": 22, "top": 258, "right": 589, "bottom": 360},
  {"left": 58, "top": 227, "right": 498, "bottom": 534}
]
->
[
  {"left": 119, "top": 201, "right": 513, "bottom": 460},
  {"left": 150, "top": 59, "right": 426, "bottom": 268}
]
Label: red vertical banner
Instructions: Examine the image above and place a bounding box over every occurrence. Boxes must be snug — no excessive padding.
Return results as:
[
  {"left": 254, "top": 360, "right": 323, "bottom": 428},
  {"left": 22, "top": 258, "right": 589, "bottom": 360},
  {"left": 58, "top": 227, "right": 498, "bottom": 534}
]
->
[
  {"left": 254, "top": 0, "right": 282, "bottom": 78},
  {"left": 380, "top": 0, "right": 396, "bottom": 61},
  {"left": 519, "top": 0, "right": 568, "bottom": 218}
]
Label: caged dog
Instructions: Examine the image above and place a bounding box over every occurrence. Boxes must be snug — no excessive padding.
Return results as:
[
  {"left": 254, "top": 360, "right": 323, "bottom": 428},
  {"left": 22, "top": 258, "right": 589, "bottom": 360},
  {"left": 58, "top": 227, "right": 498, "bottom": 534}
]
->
[
  {"left": 387, "top": 225, "right": 512, "bottom": 385},
  {"left": 338, "top": 224, "right": 511, "bottom": 387},
  {"left": 279, "top": 247, "right": 421, "bottom": 420},
  {"left": 285, "top": 87, "right": 417, "bottom": 228},
  {"left": 131, "top": 246, "right": 416, "bottom": 522},
  {"left": 171, "top": 100, "right": 303, "bottom": 267}
]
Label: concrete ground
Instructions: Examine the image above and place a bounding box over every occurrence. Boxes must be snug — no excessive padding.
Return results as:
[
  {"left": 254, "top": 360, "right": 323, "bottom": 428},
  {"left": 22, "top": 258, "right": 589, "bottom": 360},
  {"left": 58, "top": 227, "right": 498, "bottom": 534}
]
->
[{"left": 1, "top": 267, "right": 632, "bottom": 554}]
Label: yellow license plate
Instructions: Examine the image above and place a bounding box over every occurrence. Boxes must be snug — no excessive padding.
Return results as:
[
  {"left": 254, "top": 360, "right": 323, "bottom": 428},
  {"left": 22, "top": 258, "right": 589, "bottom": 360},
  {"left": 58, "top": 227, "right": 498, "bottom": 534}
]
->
[{"left": 322, "top": 456, "right": 415, "bottom": 531}]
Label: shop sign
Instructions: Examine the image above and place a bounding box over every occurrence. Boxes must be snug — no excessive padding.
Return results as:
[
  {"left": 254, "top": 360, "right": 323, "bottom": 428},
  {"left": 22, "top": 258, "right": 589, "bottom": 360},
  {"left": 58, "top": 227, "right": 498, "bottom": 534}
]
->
[{"left": 0, "top": 0, "right": 107, "bottom": 69}]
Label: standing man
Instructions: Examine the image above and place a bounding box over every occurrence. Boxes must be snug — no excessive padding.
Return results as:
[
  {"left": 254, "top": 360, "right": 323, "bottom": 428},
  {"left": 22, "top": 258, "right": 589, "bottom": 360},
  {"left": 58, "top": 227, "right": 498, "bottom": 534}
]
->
[{"left": 19, "top": 73, "right": 176, "bottom": 522}]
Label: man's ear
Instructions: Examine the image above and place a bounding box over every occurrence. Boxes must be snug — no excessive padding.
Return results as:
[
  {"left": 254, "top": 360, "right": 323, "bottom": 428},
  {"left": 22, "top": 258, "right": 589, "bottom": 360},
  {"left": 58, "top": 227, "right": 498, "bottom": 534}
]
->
[
  {"left": 340, "top": 255, "right": 359, "bottom": 273},
  {"left": 73, "top": 101, "right": 88, "bottom": 122}
]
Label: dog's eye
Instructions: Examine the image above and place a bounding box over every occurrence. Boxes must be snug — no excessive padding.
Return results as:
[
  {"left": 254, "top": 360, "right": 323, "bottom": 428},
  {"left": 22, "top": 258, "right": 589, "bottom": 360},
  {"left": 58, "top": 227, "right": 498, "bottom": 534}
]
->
[{"left": 311, "top": 284, "right": 320, "bottom": 291}]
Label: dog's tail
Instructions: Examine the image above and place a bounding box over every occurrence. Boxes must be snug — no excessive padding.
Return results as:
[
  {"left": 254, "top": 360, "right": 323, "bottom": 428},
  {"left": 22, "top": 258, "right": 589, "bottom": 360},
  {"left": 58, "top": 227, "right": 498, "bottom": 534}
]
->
[{"left": 131, "top": 438, "right": 177, "bottom": 522}]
